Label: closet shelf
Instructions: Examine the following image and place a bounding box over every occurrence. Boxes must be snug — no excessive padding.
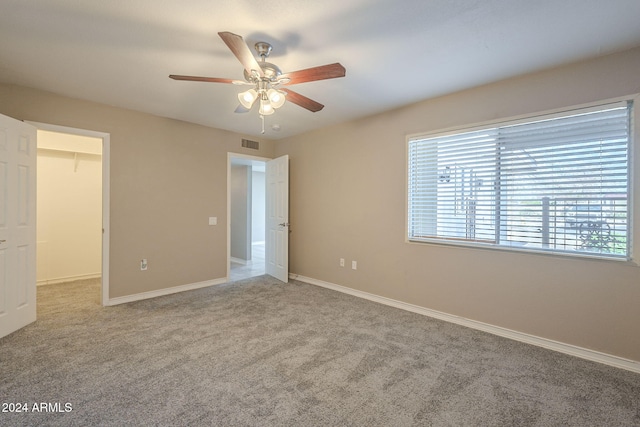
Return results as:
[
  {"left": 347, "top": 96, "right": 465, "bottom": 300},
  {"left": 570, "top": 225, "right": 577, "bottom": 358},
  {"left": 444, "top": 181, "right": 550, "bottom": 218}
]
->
[{"left": 37, "top": 147, "right": 101, "bottom": 172}]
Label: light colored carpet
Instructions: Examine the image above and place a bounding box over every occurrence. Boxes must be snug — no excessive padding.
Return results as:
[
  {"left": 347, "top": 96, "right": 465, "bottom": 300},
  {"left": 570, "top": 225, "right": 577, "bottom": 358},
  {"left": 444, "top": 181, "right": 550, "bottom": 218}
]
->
[{"left": 1, "top": 276, "right": 639, "bottom": 426}]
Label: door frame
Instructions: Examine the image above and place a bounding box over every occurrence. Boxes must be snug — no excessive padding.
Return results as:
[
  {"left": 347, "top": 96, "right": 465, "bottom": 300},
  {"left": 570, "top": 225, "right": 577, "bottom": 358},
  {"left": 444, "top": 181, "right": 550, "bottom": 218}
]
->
[
  {"left": 227, "top": 152, "right": 270, "bottom": 280},
  {"left": 27, "top": 121, "right": 110, "bottom": 306}
]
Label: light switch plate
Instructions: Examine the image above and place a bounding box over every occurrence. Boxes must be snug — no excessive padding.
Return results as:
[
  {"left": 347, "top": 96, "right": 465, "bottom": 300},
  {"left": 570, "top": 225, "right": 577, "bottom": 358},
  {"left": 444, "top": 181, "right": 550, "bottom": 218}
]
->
[{"left": 209, "top": 217, "right": 217, "bottom": 226}]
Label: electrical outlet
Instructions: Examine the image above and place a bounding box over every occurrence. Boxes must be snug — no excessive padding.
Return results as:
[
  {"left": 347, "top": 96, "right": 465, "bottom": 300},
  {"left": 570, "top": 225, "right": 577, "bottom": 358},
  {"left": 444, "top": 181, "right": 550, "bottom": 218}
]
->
[
  {"left": 352, "top": 260, "right": 357, "bottom": 270},
  {"left": 141, "top": 259, "right": 148, "bottom": 271},
  {"left": 340, "top": 258, "right": 345, "bottom": 267}
]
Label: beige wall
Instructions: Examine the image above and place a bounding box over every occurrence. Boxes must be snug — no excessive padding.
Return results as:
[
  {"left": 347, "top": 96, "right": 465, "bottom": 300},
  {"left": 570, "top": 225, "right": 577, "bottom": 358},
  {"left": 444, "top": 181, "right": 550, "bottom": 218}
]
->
[
  {"left": 230, "top": 164, "right": 251, "bottom": 261},
  {"left": 275, "top": 47, "right": 640, "bottom": 362},
  {"left": 252, "top": 170, "right": 266, "bottom": 243},
  {"left": 0, "top": 83, "right": 275, "bottom": 298},
  {"left": 37, "top": 131, "right": 102, "bottom": 283}
]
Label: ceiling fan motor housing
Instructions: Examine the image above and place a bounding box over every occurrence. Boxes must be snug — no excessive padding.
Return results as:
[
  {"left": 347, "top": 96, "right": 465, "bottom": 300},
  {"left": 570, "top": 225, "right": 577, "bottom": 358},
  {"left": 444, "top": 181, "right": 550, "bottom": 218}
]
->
[
  {"left": 244, "top": 61, "right": 282, "bottom": 82},
  {"left": 241, "top": 41, "right": 282, "bottom": 82}
]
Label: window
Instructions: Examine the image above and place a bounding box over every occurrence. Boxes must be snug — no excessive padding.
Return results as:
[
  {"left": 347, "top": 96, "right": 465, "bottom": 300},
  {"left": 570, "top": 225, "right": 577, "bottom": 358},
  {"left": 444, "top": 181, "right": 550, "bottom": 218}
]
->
[{"left": 407, "top": 101, "right": 632, "bottom": 259}]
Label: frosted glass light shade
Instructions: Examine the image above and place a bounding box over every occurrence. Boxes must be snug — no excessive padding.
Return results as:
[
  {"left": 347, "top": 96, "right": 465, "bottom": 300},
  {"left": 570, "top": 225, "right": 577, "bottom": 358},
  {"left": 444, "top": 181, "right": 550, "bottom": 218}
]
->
[
  {"left": 259, "top": 99, "right": 274, "bottom": 115},
  {"left": 238, "top": 89, "right": 258, "bottom": 108},
  {"left": 267, "top": 89, "right": 286, "bottom": 109}
]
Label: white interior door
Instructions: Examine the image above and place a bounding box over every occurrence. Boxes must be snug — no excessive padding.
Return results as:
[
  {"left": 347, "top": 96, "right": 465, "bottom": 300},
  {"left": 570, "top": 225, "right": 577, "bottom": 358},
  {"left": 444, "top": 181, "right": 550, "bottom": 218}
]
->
[
  {"left": 0, "top": 114, "right": 37, "bottom": 338},
  {"left": 265, "top": 155, "right": 289, "bottom": 282}
]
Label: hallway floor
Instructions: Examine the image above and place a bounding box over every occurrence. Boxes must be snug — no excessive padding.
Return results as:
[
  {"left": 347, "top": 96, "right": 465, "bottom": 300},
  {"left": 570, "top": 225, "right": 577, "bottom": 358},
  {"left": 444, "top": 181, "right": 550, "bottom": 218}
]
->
[{"left": 230, "top": 242, "right": 265, "bottom": 281}]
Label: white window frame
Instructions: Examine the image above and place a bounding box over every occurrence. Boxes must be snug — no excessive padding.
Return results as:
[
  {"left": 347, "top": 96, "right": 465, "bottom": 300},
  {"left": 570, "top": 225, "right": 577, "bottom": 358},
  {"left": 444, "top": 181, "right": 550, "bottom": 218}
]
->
[{"left": 406, "top": 95, "right": 638, "bottom": 263}]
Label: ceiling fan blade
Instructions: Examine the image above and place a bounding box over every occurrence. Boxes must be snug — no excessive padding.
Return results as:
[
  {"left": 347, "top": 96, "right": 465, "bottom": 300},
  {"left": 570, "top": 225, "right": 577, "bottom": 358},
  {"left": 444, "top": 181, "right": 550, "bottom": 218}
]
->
[
  {"left": 234, "top": 104, "right": 251, "bottom": 113},
  {"left": 218, "top": 31, "right": 264, "bottom": 77},
  {"left": 280, "top": 63, "right": 345, "bottom": 85},
  {"left": 169, "top": 75, "right": 236, "bottom": 84},
  {"left": 281, "top": 88, "right": 324, "bottom": 112}
]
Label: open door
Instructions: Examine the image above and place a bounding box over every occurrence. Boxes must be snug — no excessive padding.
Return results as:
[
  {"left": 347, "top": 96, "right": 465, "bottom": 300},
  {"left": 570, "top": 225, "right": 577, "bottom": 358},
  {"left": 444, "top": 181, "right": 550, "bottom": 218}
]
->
[
  {"left": 265, "top": 155, "right": 289, "bottom": 282},
  {"left": 0, "top": 114, "right": 37, "bottom": 338}
]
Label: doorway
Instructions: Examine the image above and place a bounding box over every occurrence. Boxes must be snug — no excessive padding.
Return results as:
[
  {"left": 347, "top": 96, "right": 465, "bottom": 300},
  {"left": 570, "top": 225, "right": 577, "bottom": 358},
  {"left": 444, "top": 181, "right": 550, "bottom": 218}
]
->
[
  {"left": 228, "top": 154, "right": 267, "bottom": 281},
  {"left": 30, "top": 122, "right": 110, "bottom": 305}
]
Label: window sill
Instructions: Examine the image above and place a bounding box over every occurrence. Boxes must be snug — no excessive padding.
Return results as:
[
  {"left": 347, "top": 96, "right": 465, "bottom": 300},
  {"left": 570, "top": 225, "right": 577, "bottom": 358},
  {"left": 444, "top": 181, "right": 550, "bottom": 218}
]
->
[{"left": 406, "top": 237, "right": 637, "bottom": 267}]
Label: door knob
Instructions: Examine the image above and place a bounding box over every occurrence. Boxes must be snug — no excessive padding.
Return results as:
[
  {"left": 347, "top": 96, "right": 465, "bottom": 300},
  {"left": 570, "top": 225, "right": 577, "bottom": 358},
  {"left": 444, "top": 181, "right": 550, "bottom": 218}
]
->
[{"left": 278, "top": 222, "right": 290, "bottom": 227}]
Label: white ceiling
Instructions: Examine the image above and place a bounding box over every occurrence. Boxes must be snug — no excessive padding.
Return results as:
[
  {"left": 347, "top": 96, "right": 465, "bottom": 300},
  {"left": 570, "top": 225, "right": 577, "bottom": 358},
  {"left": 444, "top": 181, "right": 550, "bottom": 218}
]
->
[{"left": 2, "top": 0, "right": 640, "bottom": 139}]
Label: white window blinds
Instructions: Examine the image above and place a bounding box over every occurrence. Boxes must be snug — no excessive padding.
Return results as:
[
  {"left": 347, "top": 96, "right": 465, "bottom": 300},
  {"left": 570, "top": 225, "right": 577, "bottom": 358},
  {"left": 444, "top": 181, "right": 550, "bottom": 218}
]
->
[{"left": 408, "top": 101, "right": 631, "bottom": 259}]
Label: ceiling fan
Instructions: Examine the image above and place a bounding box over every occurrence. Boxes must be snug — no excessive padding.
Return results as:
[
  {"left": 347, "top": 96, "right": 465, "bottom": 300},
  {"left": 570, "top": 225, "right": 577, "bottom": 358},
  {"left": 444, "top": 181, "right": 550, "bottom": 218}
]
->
[{"left": 170, "top": 31, "right": 346, "bottom": 122}]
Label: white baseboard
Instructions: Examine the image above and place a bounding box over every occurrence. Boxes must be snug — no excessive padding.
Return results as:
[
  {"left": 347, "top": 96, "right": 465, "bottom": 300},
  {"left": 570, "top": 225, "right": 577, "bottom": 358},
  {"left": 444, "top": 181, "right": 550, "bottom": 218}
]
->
[
  {"left": 37, "top": 273, "right": 101, "bottom": 286},
  {"left": 230, "top": 257, "right": 248, "bottom": 265},
  {"left": 290, "top": 273, "right": 640, "bottom": 374},
  {"left": 106, "top": 278, "right": 227, "bottom": 306}
]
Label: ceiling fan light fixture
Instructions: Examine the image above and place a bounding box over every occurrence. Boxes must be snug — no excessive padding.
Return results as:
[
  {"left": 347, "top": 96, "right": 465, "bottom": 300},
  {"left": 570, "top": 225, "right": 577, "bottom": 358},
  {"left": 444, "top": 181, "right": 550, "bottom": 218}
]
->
[
  {"left": 238, "top": 89, "right": 258, "bottom": 108},
  {"left": 171, "top": 32, "right": 346, "bottom": 127},
  {"left": 267, "top": 88, "right": 286, "bottom": 109}
]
